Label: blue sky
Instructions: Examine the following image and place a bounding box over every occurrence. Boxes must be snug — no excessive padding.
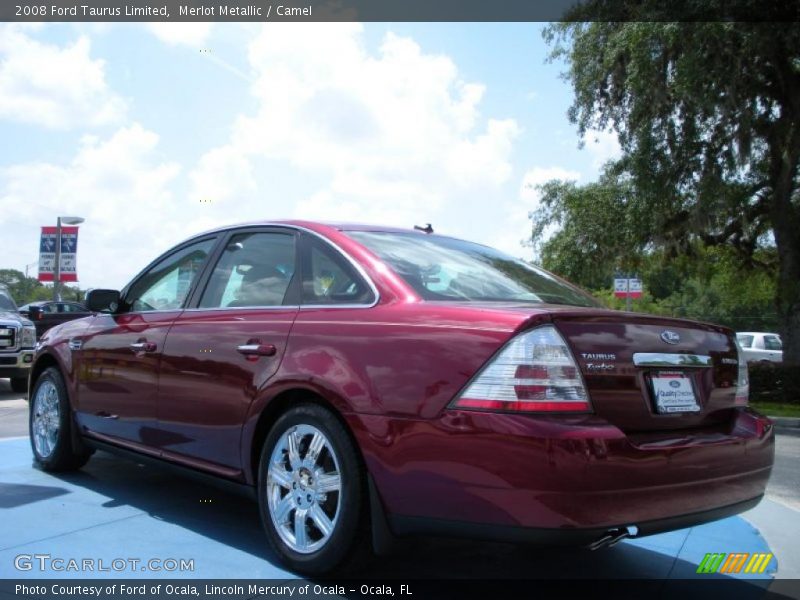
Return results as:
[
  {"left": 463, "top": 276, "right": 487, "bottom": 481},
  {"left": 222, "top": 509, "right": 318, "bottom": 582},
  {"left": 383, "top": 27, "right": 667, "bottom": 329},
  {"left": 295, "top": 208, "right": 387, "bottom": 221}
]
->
[{"left": 0, "top": 22, "right": 619, "bottom": 289}]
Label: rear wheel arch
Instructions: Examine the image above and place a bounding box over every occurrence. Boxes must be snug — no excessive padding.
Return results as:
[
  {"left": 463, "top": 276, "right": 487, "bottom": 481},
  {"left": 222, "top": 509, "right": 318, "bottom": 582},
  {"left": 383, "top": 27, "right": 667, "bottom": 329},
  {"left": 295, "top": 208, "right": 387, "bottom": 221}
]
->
[
  {"left": 248, "top": 388, "right": 368, "bottom": 487},
  {"left": 252, "top": 392, "right": 375, "bottom": 573}
]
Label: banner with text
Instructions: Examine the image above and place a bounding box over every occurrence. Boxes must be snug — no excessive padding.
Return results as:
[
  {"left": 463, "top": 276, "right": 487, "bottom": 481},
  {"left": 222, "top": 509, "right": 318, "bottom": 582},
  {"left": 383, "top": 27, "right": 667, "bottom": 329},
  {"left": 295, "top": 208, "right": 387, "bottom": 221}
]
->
[
  {"left": 613, "top": 278, "right": 642, "bottom": 299},
  {"left": 38, "top": 226, "right": 79, "bottom": 283},
  {"left": 3, "top": 1, "right": 797, "bottom": 23}
]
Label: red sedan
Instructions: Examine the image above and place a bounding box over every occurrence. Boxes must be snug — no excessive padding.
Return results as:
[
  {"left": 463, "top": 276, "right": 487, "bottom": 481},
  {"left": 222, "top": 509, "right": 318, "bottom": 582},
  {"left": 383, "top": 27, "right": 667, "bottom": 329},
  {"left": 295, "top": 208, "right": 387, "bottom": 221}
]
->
[{"left": 28, "top": 221, "right": 774, "bottom": 574}]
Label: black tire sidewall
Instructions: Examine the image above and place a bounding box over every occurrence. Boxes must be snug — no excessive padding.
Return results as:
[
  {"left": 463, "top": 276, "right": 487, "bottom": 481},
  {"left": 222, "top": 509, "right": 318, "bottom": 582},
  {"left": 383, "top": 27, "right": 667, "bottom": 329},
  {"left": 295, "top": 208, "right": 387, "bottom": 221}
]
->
[
  {"left": 257, "top": 403, "right": 364, "bottom": 575},
  {"left": 29, "top": 367, "right": 75, "bottom": 469}
]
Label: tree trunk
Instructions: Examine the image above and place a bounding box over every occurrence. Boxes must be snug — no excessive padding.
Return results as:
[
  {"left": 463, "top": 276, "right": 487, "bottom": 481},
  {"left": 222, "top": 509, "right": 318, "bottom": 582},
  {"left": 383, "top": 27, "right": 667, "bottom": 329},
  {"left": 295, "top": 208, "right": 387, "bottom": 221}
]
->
[
  {"left": 772, "top": 216, "right": 800, "bottom": 366},
  {"left": 769, "top": 121, "right": 800, "bottom": 366}
]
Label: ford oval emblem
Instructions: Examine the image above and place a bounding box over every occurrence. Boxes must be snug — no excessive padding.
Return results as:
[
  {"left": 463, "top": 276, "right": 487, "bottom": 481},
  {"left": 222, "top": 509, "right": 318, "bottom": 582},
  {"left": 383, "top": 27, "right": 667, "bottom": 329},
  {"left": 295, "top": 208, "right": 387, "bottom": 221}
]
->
[{"left": 661, "top": 330, "right": 681, "bottom": 345}]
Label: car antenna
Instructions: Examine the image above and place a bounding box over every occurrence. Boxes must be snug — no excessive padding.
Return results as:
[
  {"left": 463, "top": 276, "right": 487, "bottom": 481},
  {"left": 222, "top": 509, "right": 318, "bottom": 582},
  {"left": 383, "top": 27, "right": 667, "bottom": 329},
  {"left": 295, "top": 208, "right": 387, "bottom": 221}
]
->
[{"left": 414, "top": 223, "right": 434, "bottom": 234}]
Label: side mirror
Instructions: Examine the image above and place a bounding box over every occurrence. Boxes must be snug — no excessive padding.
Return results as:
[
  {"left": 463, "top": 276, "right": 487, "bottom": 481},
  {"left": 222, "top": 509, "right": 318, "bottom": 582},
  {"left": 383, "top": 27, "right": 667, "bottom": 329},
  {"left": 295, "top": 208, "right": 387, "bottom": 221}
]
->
[
  {"left": 26, "top": 306, "right": 43, "bottom": 320},
  {"left": 85, "top": 289, "right": 121, "bottom": 313}
]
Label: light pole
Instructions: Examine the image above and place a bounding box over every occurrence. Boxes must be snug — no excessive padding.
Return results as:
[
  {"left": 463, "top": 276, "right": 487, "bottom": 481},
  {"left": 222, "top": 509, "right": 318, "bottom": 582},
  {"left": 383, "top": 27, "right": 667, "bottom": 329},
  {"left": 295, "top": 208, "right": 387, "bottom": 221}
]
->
[{"left": 53, "top": 216, "right": 84, "bottom": 301}]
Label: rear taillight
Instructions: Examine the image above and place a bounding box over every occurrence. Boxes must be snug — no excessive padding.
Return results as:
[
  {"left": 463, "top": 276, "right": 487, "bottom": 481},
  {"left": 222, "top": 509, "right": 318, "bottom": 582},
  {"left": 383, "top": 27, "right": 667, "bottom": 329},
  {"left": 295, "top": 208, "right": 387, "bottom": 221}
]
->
[
  {"left": 734, "top": 339, "right": 749, "bottom": 406},
  {"left": 451, "top": 325, "right": 591, "bottom": 413}
]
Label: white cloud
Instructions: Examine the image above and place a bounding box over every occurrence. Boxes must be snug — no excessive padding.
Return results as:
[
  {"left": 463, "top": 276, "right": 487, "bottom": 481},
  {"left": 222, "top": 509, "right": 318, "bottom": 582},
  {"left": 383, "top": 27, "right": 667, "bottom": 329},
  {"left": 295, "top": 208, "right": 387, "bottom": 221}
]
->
[
  {"left": 189, "top": 23, "right": 520, "bottom": 237},
  {"left": 583, "top": 128, "right": 621, "bottom": 171},
  {"left": 146, "top": 23, "right": 213, "bottom": 47},
  {"left": 188, "top": 145, "right": 256, "bottom": 206},
  {"left": 486, "top": 166, "right": 581, "bottom": 259},
  {"left": 519, "top": 166, "right": 581, "bottom": 204},
  {"left": 0, "top": 25, "right": 126, "bottom": 129},
  {"left": 0, "top": 124, "right": 195, "bottom": 289}
]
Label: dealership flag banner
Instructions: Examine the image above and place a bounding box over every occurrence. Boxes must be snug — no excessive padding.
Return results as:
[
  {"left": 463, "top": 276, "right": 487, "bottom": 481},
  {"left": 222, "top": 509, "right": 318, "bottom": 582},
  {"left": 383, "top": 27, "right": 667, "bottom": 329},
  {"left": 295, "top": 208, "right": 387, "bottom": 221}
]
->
[
  {"left": 38, "top": 226, "right": 79, "bottom": 282},
  {"left": 613, "top": 278, "right": 643, "bottom": 299}
]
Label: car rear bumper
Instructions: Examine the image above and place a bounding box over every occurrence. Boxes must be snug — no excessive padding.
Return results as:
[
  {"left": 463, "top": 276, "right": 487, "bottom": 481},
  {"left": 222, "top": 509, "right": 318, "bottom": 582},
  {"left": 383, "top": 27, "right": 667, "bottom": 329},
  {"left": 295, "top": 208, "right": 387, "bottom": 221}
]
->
[
  {"left": 388, "top": 495, "right": 764, "bottom": 545},
  {"left": 350, "top": 408, "right": 774, "bottom": 536}
]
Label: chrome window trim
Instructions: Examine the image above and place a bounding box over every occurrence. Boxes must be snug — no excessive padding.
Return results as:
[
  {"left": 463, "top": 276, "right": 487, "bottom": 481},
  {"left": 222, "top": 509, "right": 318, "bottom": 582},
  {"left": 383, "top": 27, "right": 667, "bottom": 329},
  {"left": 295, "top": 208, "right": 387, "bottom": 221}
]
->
[
  {"left": 632, "top": 353, "right": 714, "bottom": 368},
  {"left": 288, "top": 225, "right": 381, "bottom": 309},
  {"left": 184, "top": 225, "right": 381, "bottom": 311},
  {"left": 183, "top": 305, "right": 301, "bottom": 313},
  {"left": 116, "top": 224, "right": 381, "bottom": 315}
]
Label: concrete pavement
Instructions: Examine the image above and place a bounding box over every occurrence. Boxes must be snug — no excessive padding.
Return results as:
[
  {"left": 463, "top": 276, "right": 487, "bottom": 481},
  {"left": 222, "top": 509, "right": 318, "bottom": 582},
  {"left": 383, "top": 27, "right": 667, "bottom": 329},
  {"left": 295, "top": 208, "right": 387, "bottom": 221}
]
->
[
  {"left": 1, "top": 379, "right": 797, "bottom": 588},
  {"left": 0, "top": 436, "right": 779, "bottom": 584}
]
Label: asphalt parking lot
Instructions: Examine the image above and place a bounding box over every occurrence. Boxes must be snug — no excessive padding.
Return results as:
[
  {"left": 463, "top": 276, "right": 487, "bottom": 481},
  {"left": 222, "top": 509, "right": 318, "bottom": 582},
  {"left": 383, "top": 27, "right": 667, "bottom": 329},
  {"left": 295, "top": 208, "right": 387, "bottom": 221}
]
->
[{"left": 1, "top": 379, "right": 798, "bottom": 593}]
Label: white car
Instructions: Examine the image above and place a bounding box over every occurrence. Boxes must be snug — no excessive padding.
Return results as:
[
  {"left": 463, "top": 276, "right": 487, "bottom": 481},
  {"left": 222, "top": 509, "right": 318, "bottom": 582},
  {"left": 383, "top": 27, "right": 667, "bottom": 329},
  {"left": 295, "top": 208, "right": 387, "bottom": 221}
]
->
[{"left": 736, "top": 332, "right": 783, "bottom": 364}]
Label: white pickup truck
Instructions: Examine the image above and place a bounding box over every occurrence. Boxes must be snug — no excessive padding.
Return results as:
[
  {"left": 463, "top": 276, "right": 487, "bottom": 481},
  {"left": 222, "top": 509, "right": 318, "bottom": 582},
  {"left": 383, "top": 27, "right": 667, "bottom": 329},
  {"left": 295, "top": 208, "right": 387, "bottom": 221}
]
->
[
  {"left": 0, "top": 285, "right": 36, "bottom": 393},
  {"left": 736, "top": 332, "right": 783, "bottom": 364}
]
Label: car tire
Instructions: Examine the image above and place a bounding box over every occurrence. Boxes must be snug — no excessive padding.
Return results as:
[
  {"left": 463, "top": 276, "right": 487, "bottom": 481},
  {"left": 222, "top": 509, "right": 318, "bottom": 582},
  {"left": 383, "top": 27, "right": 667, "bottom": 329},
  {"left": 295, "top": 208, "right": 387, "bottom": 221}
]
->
[
  {"left": 10, "top": 377, "right": 27, "bottom": 394},
  {"left": 257, "top": 403, "right": 367, "bottom": 575},
  {"left": 29, "top": 367, "right": 92, "bottom": 471}
]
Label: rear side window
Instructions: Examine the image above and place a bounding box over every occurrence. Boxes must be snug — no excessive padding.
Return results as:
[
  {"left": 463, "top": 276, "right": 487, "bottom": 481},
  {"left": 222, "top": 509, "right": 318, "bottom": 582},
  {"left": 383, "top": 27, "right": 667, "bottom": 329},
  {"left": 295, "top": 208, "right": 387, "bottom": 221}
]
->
[
  {"left": 347, "top": 231, "right": 599, "bottom": 307},
  {"left": 764, "top": 335, "right": 782, "bottom": 351},
  {"left": 737, "top": 335, "right": 754, "bottom": 348},
  {"left": 199, "top": 232, "right": 296, "bottom": 308},
  {"left": 302, "top": 237, "right": 375, "bottom": 306}
]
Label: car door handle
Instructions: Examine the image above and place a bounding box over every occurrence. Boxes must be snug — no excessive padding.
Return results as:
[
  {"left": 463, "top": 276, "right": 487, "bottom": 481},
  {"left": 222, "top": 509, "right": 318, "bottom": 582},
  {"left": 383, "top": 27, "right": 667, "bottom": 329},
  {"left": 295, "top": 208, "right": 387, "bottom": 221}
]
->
[
  {"left": 130, "top": 341, "right": 157, "bottom": 353},
  {"left": 237, "top": 343, "right": 277, "bottom": 357}
]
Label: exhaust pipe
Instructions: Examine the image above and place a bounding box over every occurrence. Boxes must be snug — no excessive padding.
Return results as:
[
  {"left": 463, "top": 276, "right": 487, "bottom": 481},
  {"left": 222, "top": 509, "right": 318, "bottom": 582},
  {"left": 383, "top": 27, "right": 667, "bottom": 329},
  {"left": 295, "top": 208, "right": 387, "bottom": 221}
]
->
[{"left": 586, "top": 525, "right": 639, "bottom": 551}]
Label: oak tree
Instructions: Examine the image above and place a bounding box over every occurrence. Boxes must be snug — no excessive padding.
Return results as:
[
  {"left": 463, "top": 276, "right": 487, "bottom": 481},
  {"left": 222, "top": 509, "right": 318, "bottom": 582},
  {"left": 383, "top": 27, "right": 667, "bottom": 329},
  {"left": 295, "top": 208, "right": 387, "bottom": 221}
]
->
[{"left": 544, "top": 7, "right": 800, "bottom": 363}]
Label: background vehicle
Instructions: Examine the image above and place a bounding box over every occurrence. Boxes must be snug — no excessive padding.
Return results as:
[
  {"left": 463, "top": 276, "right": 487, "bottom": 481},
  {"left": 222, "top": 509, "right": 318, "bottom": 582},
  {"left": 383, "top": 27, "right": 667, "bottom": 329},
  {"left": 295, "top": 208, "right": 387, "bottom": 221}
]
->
[
  {"left": 28, "top": 221, "right": 774, "bottom": 575},
  {"left": 18, "top": 300, "right": 91, "bottom": 339},
  {"left": 736, "top": 332, "right": 783, "bottom": 364},
  {"left": 0, "top": 285, "right": 36, "bottom": 393}
]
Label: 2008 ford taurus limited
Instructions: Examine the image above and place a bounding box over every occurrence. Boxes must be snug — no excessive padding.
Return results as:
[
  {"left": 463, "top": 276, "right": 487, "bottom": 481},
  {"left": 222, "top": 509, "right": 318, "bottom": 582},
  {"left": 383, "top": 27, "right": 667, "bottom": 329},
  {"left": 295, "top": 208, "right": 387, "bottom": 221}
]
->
[{"left": 29, "top": 221, "right": 774, "bottom": 574}]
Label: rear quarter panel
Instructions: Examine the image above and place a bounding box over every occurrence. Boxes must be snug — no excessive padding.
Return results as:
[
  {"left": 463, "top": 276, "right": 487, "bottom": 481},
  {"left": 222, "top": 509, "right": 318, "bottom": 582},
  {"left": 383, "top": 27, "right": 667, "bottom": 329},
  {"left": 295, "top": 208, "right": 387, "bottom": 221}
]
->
[
  {"left": 258, "top": 303, "right": 524, "bottom": 420},
  {"left": 238, "top": 302, "right": 527, "bottom": 482}
]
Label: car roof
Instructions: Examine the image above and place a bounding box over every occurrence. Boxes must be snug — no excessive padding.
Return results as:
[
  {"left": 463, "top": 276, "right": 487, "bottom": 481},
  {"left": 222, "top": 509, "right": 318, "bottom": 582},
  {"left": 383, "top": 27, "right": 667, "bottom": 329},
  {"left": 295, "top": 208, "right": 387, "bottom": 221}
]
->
[{"left": 196, "top": 219, "right": 431, "bottom": 235}]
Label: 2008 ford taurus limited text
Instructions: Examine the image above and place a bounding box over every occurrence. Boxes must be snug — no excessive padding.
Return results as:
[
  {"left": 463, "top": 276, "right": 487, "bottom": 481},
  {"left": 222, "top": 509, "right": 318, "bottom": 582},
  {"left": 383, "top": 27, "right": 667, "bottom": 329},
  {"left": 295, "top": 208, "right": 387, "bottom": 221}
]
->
[{"left": 28, "top": 221, "right": 774, "bottom": 574}]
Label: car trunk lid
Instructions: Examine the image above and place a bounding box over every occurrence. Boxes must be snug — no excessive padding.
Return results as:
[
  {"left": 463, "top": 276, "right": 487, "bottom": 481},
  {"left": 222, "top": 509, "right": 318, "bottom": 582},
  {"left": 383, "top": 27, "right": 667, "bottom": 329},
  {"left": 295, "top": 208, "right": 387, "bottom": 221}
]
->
[{"left": 547, "top": 311, "right": 740, "bottom": 432}]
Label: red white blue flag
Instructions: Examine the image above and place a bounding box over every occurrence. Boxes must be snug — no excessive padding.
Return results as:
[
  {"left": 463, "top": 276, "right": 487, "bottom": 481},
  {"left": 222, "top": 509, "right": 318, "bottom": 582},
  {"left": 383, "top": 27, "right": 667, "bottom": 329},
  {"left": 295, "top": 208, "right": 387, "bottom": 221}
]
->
[{"left": 38, "top": 226, "right": 79, "bottom": 282}]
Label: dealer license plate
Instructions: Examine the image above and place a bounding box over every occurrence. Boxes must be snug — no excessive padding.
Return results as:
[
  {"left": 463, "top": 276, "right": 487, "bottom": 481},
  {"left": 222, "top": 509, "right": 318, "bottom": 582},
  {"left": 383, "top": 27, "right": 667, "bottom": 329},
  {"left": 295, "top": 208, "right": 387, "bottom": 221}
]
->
[{"left": 651, "top": 371, "right": 700, "bottom": 414}]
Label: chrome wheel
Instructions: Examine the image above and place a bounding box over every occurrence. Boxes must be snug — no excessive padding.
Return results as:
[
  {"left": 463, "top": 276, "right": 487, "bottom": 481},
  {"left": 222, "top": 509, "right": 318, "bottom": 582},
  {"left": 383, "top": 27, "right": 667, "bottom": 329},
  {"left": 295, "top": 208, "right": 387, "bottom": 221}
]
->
[
  {"left": 267, "top": 424, "right": 342, "bottom": 554},
  {"left": 32, "top": 380, "right": 60, "bottom": 458}
]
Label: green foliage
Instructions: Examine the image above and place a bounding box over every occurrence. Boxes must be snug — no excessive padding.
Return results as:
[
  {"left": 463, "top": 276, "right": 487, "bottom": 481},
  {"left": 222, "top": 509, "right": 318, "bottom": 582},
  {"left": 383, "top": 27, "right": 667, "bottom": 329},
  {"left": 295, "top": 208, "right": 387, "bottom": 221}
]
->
[
  {"left": 530, "top": 170, "right": 649, "bottom": 289},
  {"left": 587, "top": 246, "right": 778, "bottom": 332},
  {"left": 0, "top": 268, "right": 84, "bottom": 306},
  {"left": 542, "top": 10, "right": 800, "bottom": 363},
  {"left": 749, "top": 363, "right": 800, "bottom": 405},
  {"left": 749, "top": 402, "right": 800, "bottom": 418}
]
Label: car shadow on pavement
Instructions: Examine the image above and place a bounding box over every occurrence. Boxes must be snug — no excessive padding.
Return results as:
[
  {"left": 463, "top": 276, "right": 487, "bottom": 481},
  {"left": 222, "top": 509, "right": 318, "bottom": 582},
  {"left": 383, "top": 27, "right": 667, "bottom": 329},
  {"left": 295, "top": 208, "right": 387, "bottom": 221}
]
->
[
  {"left": 44, "top": 451, "right": 775, "bottom": 596},
  {"left": 46, "top": 451, "right": 271, "bottom": 560},
  {"left": 0, "top": 482, "right": 69, "bottom": 508}
]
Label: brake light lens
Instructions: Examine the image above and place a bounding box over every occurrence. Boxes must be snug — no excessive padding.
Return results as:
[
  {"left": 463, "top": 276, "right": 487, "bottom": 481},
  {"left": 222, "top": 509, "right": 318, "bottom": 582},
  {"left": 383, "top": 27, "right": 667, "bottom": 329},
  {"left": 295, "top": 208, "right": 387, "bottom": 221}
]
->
[
  {"left": 451, "top": 325, "right": 591, "bottom": 413},
  {"left": 734, "top": 339, "right": 749, "bottom": 406}
]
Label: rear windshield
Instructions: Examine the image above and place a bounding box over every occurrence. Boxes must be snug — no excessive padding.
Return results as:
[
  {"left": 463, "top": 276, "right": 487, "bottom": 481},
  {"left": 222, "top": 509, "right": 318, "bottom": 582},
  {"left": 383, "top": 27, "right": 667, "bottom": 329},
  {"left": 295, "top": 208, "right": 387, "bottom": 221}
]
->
[{"left": 347, "top": 231, "right": 600, "bottom": 308}]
